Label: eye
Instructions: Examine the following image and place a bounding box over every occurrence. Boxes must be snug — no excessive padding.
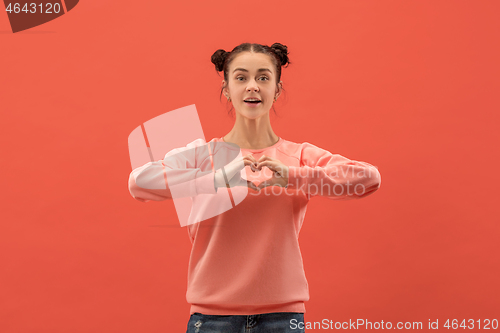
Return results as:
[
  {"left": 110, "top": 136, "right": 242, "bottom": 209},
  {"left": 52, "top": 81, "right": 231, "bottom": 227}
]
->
[{"left": 235, "top": 76, "right": 269, "bottom": 81}]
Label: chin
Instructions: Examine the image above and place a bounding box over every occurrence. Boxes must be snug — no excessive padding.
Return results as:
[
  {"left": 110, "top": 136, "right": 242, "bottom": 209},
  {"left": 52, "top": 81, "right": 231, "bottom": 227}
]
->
[{"left": 239, "top": 110, "right": 270, "bottom": 119}]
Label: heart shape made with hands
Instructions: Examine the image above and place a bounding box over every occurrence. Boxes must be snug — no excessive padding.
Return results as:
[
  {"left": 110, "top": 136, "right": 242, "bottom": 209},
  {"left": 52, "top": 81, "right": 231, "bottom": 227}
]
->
[
  {"left": 220, "top": 153, "right": 289, "bottom": 191},
  {"left": 243, "top": 154, "right": 289, "bottom": 189},
  {"left": 245, "top": 164, "right": 274, "bottom": 187}
]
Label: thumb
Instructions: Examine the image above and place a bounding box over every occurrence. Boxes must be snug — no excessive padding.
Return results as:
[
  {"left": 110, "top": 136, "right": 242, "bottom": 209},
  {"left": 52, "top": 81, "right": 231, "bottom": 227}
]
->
[{"left": 247, "top": 180, "right": 259, "bottom": 191}]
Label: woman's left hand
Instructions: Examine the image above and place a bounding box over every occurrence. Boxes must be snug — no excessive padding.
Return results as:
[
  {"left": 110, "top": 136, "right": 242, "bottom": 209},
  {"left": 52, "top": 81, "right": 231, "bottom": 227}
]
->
[{"left": 253, "top": 155, "right": 289, "bottom": 189}]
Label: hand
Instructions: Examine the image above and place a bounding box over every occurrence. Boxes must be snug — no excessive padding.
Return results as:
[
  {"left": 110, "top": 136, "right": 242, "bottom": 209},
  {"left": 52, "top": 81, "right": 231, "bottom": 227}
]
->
[
  {"left": 253, "top": 155, "right": 289, "bottom": 189},
  {"left": 216, "top": 153, "right": 260, "bottom": 191}
]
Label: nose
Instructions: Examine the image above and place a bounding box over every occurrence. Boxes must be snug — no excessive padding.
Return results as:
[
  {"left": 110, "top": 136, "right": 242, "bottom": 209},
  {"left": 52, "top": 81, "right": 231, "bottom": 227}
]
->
[{"left": 246, "top": 78, "right": 260, "bottom": 92}]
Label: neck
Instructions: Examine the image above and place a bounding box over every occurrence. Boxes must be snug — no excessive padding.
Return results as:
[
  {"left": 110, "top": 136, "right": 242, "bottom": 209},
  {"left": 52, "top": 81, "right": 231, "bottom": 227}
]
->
[{"left": 223, "top": 114, "right": 279, "bottom": 149}]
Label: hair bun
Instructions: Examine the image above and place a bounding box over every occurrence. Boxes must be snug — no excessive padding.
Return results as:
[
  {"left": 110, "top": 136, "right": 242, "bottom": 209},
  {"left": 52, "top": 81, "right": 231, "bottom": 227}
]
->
[
  {"left": 211, "top": 49, "right": 229, "bottom": 72},
  {"left": 270, "top": 43, "right": 289, "bottom": 67}
]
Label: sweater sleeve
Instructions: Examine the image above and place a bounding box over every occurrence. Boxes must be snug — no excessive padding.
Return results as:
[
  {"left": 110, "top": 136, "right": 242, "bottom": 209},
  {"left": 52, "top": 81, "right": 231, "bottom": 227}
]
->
[
  {"left": 286, "top": 142, "right": 381, "bottom": 200},
  {"left": 128, "top": 139, "right": 217, "bottom": 203}
]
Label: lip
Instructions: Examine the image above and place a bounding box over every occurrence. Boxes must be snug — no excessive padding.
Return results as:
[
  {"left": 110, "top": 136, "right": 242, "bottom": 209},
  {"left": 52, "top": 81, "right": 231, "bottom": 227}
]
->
[{"left": 244, "top": 101, "right": 262, "bottom": 108}]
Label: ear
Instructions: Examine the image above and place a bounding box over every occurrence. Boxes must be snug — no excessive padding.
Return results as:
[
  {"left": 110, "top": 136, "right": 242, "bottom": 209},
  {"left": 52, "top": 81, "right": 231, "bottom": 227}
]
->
[
  {"left": 222, "top": 80, "right": 229, "bottom": 98},
  {"left": 275, "top": 81, "right": 283, "bottom": 99}
]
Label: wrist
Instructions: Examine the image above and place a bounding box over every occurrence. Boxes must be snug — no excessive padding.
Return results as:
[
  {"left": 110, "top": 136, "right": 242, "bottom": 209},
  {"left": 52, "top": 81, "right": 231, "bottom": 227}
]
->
[{"left": 214, "top": 169, "right": 226, "bottom": 189}]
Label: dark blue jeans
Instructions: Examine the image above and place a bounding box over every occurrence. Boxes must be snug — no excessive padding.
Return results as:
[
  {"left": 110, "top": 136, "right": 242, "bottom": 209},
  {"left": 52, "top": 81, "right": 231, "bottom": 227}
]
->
[{"left": 186, "top": 312, "right": 306, "bottom": 333}]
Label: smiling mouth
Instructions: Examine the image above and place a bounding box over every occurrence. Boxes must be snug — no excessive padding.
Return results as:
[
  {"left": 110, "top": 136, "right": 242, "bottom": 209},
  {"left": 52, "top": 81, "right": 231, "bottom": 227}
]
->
[{"left": 244, "top": 100, "right": 262, "bottom": 104}]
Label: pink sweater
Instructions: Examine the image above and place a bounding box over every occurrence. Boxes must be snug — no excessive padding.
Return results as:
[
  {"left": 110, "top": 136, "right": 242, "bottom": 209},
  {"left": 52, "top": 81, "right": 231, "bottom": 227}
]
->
[{"left": 128, "top": 136, "right": 381, "bottom": 315}]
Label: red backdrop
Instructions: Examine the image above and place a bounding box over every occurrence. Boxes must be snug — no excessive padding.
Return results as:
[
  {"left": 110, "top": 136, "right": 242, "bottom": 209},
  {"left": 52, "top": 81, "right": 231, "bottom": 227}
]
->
[{"left": 1, "top": 0, "right": 499, "bottom": 332}]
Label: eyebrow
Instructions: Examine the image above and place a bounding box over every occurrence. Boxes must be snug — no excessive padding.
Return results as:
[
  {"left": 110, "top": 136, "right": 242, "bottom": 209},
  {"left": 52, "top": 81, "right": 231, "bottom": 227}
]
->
[{"left": 233, "top": 68, "right": 272, "bottom": 74}]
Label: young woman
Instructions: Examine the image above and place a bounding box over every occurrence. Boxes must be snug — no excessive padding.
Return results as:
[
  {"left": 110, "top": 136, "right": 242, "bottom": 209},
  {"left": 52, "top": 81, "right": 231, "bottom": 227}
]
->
[{"left": 128, "top": 42, "right": 382, "bottom": 333}]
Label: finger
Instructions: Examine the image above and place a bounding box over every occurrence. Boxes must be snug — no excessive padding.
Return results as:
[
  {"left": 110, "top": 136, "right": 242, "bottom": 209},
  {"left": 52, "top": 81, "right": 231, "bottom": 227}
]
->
[
  {"left": 258, "top": 161, "right": 286, "bottom": 176},
  {"left": 247, "top": 180, "right": 259, "bottom": 191},
  {"left": 243, "top": 158, "right": 259, "bottom": 171},
  {"left": 234, "top": 176, "right": 255, "bottom": 190},
  {"left": 240, "top": 157, "right": 254, "bottom": 170},
  {"left": 255, "top": 160, "right": 278, "bottom": 171},
  {"left": 243, "top": 156, "right": 257, "bottom": 166},
  {"left": 246, "top": 154, "right": 258, "bottom": 166}
]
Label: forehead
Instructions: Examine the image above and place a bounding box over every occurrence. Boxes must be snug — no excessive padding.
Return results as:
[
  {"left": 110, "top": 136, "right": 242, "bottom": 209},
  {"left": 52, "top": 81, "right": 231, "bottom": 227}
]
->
[{"left": 230, "top": 52, "right": 275, "bottom": 74}]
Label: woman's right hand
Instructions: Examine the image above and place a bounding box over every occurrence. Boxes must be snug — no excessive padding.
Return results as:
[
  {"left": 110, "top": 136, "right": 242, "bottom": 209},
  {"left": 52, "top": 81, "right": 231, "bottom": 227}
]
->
[{"left": 215, "top": 153, "right": 260, "bottom": 191}]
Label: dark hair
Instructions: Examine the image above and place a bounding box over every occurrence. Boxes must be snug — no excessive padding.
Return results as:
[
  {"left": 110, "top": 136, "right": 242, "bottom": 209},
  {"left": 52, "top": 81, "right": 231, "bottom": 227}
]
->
[{"left": 211, "top": 42, "right": 291, "bottom": 117}]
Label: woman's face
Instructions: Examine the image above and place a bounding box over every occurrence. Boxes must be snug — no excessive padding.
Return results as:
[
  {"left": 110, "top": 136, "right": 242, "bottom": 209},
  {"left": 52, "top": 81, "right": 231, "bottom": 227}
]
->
[{"left": 223, "top": 52, "right": 282, "bottom": 119}]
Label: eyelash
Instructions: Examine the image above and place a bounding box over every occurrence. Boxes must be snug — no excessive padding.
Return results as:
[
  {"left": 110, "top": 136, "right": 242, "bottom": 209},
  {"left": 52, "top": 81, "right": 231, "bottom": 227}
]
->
[{"left": 236, "top": 76, "right": 269, "bottom": 81}]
